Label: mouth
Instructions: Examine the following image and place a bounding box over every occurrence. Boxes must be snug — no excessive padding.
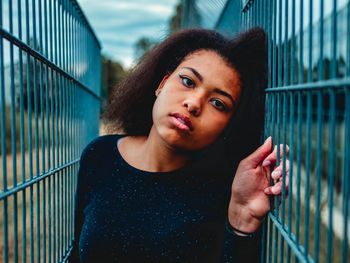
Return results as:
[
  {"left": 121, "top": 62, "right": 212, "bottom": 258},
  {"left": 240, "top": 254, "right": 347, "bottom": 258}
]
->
[{"left": 169, "top": 113, "right": 193, "bottom": 132}]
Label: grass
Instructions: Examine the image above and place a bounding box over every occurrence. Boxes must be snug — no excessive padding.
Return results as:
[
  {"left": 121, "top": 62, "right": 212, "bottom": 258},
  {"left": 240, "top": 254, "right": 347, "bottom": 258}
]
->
[{"left": 1, "top": 147, "right": 79, "bottom": 262}]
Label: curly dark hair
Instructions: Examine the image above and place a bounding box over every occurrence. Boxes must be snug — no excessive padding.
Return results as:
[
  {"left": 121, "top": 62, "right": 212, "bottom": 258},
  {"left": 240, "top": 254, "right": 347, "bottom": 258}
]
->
[{"left": 103, "top": 27, "right": 267, "bottom": 166}]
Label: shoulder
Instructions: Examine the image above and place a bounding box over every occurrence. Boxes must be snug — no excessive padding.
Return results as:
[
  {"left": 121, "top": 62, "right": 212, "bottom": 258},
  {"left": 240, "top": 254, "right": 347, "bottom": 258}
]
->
[{"left": 80, "top": 134, "right": 124, "bottom": 163}]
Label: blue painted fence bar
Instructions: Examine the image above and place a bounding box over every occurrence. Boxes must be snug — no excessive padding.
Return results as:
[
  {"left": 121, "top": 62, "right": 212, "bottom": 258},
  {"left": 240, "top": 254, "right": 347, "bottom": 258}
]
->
[
  {"left": 0, "top": 0, "right": 101, "bottom": 262},
  {"left": 183, "top": 0, "right": 350, "bottom": 262}
]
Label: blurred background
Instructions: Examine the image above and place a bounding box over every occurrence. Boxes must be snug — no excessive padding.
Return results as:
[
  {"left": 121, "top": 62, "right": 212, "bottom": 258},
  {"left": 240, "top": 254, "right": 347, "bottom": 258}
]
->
[
  {"left": 0, "top": 0, "right": 349, "bottom": 262},
  {"left": 76, "top": 0, "right": 182, "bottom": 114}
]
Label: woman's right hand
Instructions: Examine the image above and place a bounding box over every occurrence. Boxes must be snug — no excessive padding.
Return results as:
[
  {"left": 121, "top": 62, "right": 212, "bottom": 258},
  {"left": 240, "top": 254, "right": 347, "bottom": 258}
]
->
[{"left": 227, "top": 137, "right": 290, "bottom": 235}]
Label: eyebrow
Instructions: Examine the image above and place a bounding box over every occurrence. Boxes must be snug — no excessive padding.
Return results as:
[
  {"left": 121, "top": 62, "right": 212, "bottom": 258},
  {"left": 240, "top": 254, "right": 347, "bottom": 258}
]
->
[
  {"left": 183, "top": 67, "right": 203, "bottom": 82},
  {"left": 182, "top": 66, "right": 236, "bottom": 106},
  {"left": 214, "top": 88, "right": 236, "bottom": 106}
]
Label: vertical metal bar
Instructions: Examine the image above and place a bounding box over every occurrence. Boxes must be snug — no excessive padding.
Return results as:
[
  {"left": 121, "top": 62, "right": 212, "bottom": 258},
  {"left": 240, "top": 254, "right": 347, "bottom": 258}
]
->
[
  {"left": 343, "top": 4, "right": 350, "bottom": 262},
  {"left": 16, "top": 0, "right": 27, "bottom": 261},
  {"left": 304, "top": 91, "right": 312, "bottom": 258},
  {"left": 280, "top": 0, "right": 289, "bottom": 260},
  {"left": 314, "top": 2, "right": 324, "bottom": 262},
  {"left": 9, "top": 0, "right": 19, "bottom": 261},
  {"left": 295, "top": 2, "right": 304, "bottom": 260},
  {"left": 342, "top": 87, "right": 349, "bottom": 263},
  {"left": 49, "top": 0, "right": 57, "bottom": 261},
  {"left": 44, "top": 0, "right": 52, "bottom": 261},
  {"left": 327, "top": 88, "right": 336, "bottom": 263},
  {"left": 272, "top": 0, "right": 277, "bottom": 89},
  {"left": 269, "top": 92, "right": 276, "bottom": 263},
  {"left": 314, "top": 89, "right": 323, "bottom": 263},
  {"left": 31, "top": 0, "right": 41, "bottom": 262},
  {"left": 275, "top": 0, "right": 282, "bottom": 250},
  {"left": 298, "top": 0, "right": 304, "bottom": 84},
  {"left": 0, "top": 0, "right": 9, "bottom": 261},
  {"left": 268, "top": 0, "right": 273, "bottom": 90},
  {"left": 57, "top": 1, "right": 64, "bottom": 257},
  {"left": 64, "top": 0, "right": 70, "bottom": 248},
  {"left": 62, "top": 77, "right": 67, "bottom": 258},
  {"left": 318, "top": 0, "right": 324, "bottom": 81},
  {"left": 274, "top": 92, "right": 280, "bottom": 263},
  {"left": 347, "top": 0, "right": 350, "bottom": 77},
  {"left": 330, "top": 0, "right": 337, "bottom": 79},
  {"left": 38, "top": 0, "right": 47, "bottom": 260},
  {"left": 59, "top": 66, "right": 64, "bottom": 262},
  {"left": 295, "top": 91, "right": 302, "bottom": 263},
  {"left": 284, "top": 0, "right": 288, "bottom": 87},
  {"left": 290, "top": 0, "right": 296, "bottom": 86},
  {"left": 279, "top": 91, "right": 288, "bottom": 263},
  {"left": 278, "top": 0, "right": 282, "bottom": 88},
  {"left": 53, "top": 0, "right": 61, "bottom": 259},
  {"left": 24, "top": 0, "right": 35, "bottom": 262},
  {"left": 262, "top": 92, "right": 271, "bottom": 263},
  {"left": 287, "top": 1, "right": 296, "bottom": 261},
  {"left": 287, "top": 91, "right": 294, "bottom": 263},
  {"left": 308, "top": 0, "right": 313, "bottom": 83},
  {"left": 327, "top": 0, "right": 337, "bottom": 261},
  {"left": 68, "top": 78, "right": 72, "bottom": 248},
  {"left": 68, "top": 1, "right": 73, "bottom": 248}
]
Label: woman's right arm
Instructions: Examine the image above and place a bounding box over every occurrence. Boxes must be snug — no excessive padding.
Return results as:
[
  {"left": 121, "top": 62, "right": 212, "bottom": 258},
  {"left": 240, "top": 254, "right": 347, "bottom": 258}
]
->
[{"left": 67, "top": 145, "right": 93, "bottom": 263}]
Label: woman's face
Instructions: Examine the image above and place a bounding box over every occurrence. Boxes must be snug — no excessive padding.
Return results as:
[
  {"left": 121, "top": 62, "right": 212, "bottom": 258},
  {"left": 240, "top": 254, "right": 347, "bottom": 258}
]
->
[{"left": 151, "top": 49, "right": 241, "bottom": 152}]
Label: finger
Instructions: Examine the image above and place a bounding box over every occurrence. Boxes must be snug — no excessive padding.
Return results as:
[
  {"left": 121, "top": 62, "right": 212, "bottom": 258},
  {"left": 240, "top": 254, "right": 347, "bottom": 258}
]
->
[
  {"left": 271, "top": 160, "right": 290, "bottom": 180},
  {"left": 245, "top": 137, "right": 272, "bottom": 167},
  {"left": 264, "top": 175, "right": 289, "bottom": 195},
  {"left": 264, "top": 183, "right": 281, "bottom": 195},
  {"left": 262, "top": 144, "right": 290, "bottom": 167},
  {"left": 279, "top": 178, "right": 290, "bottom": 202}
]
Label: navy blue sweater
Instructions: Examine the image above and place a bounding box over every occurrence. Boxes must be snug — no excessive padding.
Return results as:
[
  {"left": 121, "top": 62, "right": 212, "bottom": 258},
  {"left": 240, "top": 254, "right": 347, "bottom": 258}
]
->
[{"left": 68, "top": 135, "right": 261, "bottom": 262}]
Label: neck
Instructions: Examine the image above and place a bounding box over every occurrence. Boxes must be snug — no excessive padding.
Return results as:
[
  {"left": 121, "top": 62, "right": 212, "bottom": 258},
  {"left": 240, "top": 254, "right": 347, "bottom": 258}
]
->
[{"left": 119, "top": 128, "right": 192, "bottom": 173}]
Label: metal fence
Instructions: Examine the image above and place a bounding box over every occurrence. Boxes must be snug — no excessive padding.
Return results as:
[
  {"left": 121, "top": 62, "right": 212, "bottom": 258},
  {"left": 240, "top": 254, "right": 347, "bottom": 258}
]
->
[
  {"left": 0, "top": 0, "right": 101, "bottom": 261},
  {"left": 183, "top": 0, "right": 350, "bottom": 262}
]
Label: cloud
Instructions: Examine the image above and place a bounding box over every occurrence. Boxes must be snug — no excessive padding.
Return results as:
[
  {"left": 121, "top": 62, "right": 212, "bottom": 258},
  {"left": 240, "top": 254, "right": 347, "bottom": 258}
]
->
[{"left": 77, "top": 0, "right": 179, "bottom": 67}]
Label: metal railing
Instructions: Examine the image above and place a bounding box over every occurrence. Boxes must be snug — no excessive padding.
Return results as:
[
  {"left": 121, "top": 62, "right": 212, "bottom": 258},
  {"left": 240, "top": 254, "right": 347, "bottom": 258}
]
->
[
  {"left": 182, "top": 0, "right": 349, "bottom": 262},
  {"left": 0, "top": 0, "right": 101, "bottom": 261}
]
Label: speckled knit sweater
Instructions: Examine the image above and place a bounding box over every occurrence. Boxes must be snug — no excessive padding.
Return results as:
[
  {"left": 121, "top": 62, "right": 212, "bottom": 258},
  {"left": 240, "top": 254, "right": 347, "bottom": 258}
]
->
[{"left": 68, "top": 135, "right": 261, "bottom": 263}]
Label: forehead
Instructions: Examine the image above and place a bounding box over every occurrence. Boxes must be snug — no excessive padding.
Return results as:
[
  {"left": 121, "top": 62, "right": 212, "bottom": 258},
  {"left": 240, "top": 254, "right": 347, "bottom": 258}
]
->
[{"left": 176, "top": 50, "right": 241, "bottom": 89}]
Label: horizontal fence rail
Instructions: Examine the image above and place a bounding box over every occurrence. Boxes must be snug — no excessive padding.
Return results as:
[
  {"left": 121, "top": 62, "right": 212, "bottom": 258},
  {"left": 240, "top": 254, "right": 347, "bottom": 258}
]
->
[
  {"left": 0, "top": 0, "right": 101, "bottom": 262},
  {"left": 182, "top": 0, "right": 350, "bottom": 262}
]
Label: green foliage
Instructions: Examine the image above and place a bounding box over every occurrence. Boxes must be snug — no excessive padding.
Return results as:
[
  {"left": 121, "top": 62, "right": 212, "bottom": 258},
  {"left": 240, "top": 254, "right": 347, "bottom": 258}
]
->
[
  {"left": 133, "top": 37, "right": 157, "bottom": 62},
  {"left": 101, "top": 55, "right": 127, "bottom": 112},
  {"left": 1, "top": 106, "right": 29, "bottom": 154},
  {"left": 133, "top": 0, "right": 182, "bottom": 63},
  {"left": 169, "top": 2, "right": 182, "bottom": 34}
]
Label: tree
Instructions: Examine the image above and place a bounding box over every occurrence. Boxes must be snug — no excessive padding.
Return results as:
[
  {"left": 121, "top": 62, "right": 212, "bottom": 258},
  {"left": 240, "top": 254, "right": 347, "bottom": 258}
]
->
[
  {"left": 169, "top": 2, "right": 182, "bottom": 34},
  {"left": 133, "top": 37, "right": 157, "bottom": 62},
  {"left": 133, "top": 1, "right": 183, "bottom": 63},
  {"left": 101, "top": 55, "right": 126, "bottom": 112}
]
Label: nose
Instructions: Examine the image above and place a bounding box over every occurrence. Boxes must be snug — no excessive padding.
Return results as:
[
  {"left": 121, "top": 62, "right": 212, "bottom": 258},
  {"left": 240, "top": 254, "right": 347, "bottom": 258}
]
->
[{"left": 183, "top": 94, "right": 202, "bottom": 116}]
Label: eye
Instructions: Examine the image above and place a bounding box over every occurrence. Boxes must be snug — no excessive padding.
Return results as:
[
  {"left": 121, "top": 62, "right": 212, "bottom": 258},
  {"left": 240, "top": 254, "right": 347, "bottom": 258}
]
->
[
  {"left": 179, "top": 75, "right": 195, "bottom": 88},
  {"left": 210, "top": 99, "right": 227, "bottom": 111}
]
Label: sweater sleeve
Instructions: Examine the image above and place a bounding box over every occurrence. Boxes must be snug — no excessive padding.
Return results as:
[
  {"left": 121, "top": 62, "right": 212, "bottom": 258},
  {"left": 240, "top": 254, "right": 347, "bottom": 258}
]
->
[
  {"left": 67, "top": 141, "right": 97, "bottom": 263},
  {"left": 221, "top": 218, "right": 262, "bottom": 263}
]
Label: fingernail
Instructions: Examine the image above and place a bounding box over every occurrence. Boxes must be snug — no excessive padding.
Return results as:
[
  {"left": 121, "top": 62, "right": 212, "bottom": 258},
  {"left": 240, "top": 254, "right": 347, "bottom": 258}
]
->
[
  {"left": 273, "top": 185, "right": 281, "bottom": 194},
  {"left": 262, "top": 160, "right": 271, "bottom": 167},
  {"left": 271, "top": 170, "right": 281, "bottom": 179},
  {"left": 264, "top": 188, "right": 270, "bottom": 194}
]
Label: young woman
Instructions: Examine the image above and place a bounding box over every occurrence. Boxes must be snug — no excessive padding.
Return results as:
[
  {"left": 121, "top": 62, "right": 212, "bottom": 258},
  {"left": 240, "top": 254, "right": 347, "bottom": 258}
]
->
[{"left": 69, "top": 27, "right": 289, "bottom": 263}]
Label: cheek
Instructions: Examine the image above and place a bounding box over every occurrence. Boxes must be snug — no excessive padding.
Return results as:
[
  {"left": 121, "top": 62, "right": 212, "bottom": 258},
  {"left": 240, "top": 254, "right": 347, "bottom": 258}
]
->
[
  {"left": 152, "top": 92, "right": 171, "bottom": 125},
  {"left": 208, "top": 114, "right": 232, "bottom": 137},
  {"left": 152, "top": 97, "right": 162, "bottom": 124},
  {"left": 196, "top": 112, "right": 232, "bottom": 141}
]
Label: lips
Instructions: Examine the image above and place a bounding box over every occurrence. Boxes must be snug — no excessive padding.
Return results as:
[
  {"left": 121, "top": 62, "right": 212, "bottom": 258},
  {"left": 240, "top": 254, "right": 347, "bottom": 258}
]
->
[{"left": 170, "top": 113, "right": 193, "bottom": 131}]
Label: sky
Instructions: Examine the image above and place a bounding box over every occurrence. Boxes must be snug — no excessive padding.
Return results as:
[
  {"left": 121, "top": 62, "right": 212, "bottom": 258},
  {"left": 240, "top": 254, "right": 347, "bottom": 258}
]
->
[{"left": 76, "top": 0, "right": 179, "bottom": 68}]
